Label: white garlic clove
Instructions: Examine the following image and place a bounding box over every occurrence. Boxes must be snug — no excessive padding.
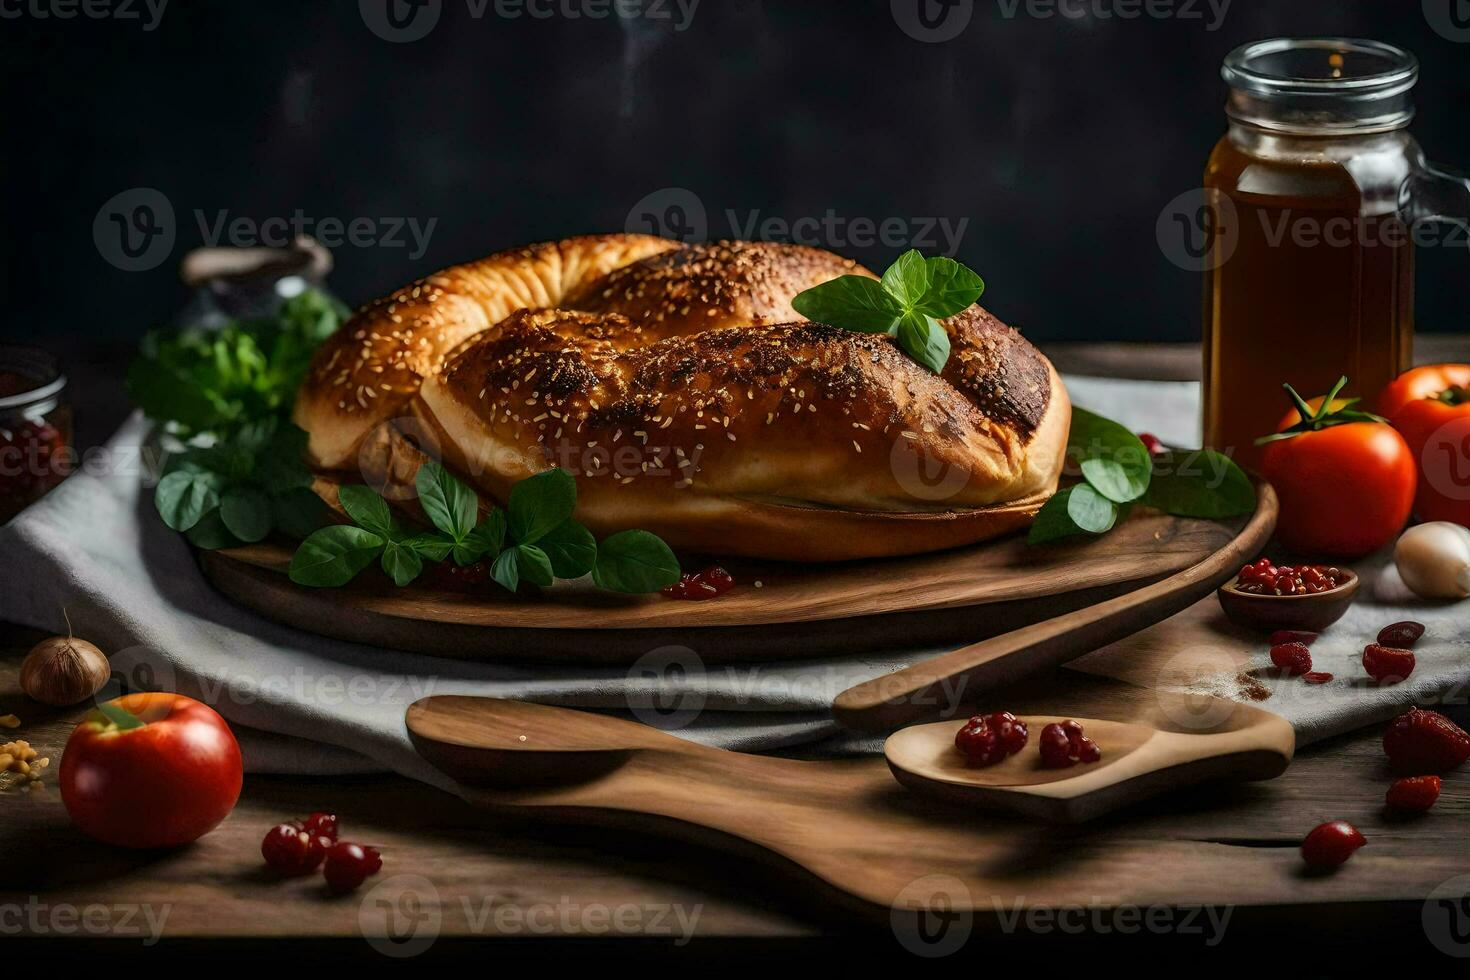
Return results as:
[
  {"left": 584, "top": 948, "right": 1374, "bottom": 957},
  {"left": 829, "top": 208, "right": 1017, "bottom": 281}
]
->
[{"left": 1394, "top": 522, "right": 1470, "bottom": 601}]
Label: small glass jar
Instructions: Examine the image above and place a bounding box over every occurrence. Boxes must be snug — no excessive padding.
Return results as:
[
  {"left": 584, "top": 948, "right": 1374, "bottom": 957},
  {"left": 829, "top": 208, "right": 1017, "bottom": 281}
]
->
[
  {"left": 1201, "top": 38, "right": 1470, "bottom": 470},
  {"left": 0, "top": 347, "right": 73, "bottom": 524}
]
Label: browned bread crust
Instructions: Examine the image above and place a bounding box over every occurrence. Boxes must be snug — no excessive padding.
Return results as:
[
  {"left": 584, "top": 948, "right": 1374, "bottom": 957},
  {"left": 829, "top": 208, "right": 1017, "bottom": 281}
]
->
[{"left": 296, "top": 237, "right": 1069, "bottom": 561}]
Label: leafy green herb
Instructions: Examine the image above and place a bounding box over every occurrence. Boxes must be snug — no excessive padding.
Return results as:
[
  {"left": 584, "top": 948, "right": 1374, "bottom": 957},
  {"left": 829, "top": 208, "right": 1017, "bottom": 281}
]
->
[
  {"left": 1254, "top": 376, "right": 1387, "bottom": 446},
  {"left": 152, "top": 417, "right": 332, "bottom": 548},
  {"left": 289, "top": 464, "right": 680, "bottom": 595},
  {"left": 791, "top": 249, "right": 984, "bottom": 373},
  {"left": 1029, "top": 407, "right": 1255, "bottom": 545},
  {"left": 128, "top": 289, "right": 348, "bottom": 441},
  {"left": 592, "top": 530, "right": 681, "bottom": 594}
]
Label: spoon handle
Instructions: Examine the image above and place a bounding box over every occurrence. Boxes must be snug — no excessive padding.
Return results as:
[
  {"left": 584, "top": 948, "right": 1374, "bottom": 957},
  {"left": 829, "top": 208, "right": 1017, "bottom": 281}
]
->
[{"left": 832, "top": 482, "right": 1278, "bottom": 733}]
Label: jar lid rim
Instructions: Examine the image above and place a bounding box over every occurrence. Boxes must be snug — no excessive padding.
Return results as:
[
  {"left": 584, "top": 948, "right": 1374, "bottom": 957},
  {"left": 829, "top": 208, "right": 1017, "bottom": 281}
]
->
[
  {"left": 1223, "top": 38, "right": 1419, "bottom": 97},
  {"left": 0, "top": 346, "right": 66, "bottom": 411}
]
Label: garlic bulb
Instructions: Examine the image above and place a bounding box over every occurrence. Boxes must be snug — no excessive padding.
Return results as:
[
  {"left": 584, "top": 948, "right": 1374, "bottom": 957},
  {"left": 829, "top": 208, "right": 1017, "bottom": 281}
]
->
[
  {"left": 1394, "top": 522, "right": 1470, "bottom": 600},
  {"left": 20, "top": 633, "right": 110, "bottom": 707}
]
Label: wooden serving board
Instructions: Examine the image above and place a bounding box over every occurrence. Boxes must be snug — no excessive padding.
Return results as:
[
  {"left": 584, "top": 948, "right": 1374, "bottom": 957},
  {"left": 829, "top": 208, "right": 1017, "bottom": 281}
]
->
[{"left": 199, "top": 485, "right": 1275, "bottom": 663}]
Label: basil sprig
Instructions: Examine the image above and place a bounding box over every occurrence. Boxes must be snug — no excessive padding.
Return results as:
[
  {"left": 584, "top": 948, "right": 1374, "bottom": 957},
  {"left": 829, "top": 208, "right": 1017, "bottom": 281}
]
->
[
  {"left": 1029, "top": 407, "right": 1255, "bottom": 545},
  {"left": 289, "top": 462, "right": 680, "bottom": 595},
  {"left": 155, "top": 417, "right": 332, "bottom": 549},
  {"left": 790, "top": 250, "right": 985, "bottom": 373}
]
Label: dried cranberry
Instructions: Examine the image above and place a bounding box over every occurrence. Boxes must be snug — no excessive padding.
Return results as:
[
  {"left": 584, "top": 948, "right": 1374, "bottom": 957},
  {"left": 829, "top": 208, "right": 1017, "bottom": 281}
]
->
[
  {"left": 1270, "top": 641, "right": 1313, "bottom": 676},
  {"left": 1362, "top": 644, "right": 1416, "bottom": 685},
  {"left": 1376, "top": 621, "right": 1425, "bottom": 649},
  {"left": 323, "top": 841, "right": 382, "bottom": 893},
  {"left": 987, "top": 712, "right": 1029, "bottom": 755},
  {"left": 1074, "top": 736, "right": 1102, "bottom": 763},
  {"left": 662, "top": 565, "right": 735, "bottom": 601},
  {"left": 1383, "top": 708, "right": 1470, "bottom": 774},
  {"left": 1385, "top": 775, "right": 1442, "bottom": 813},
  {"left": 301, "top": 812, "right": 339, "bottom": 841},
  {"left": 1302, "top": 672, "right": 1334, "bottom": 685},
  {"left": 261, "top": 823, "right": 329, "bottom": 876},
  {"left": 1301, "top": 821, "right": 1366, "bottom": 869},
  {"left": 1039, "top": 723, "right": 1075, "bottom": 769}
]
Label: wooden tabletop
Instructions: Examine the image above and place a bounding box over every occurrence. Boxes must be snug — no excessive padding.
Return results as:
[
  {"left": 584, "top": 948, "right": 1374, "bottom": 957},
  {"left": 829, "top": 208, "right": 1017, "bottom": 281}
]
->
[{"left": 5, "top": 339, "right": 1469, "bottom": 961}]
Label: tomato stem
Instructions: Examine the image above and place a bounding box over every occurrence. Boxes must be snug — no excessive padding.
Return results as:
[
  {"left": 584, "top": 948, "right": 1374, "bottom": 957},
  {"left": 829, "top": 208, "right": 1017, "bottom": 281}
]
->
[
  {"left": 91, "top": 702, "right": 145, "bottom": 732},
  {"left": 1256, "top": 376, "right": 1388, "bottom": 446}
]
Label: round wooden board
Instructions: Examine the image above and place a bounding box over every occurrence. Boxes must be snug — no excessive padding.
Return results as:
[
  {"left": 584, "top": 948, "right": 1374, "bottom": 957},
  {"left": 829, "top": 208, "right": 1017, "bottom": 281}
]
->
[{"left": 197, "top": 483, "right": 1275, "bottom": 663}]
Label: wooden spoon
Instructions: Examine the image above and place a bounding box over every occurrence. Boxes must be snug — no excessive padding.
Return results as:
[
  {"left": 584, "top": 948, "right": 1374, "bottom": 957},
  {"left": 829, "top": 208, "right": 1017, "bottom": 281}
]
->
[{"left": 886, "top": 702, "right": 1294, "bottom": 823}]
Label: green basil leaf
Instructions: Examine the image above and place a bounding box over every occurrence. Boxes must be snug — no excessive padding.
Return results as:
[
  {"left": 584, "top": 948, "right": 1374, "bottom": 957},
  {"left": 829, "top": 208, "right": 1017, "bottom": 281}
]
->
[
  {"left": 184, "top": 508, "right": 242, "bottom": 550},
  {"left": 337, "top": 484, "right": 394, "bottom": 537},
  {"left": 219, "top": 485, "right": 273, "bottom": 543},
  {"left": 915, "top": 256, "right": 985, "bottom": 318},
  {"left": 380, "top": 541, "right": 424, "bottom": 587},
  {"left": 453, "top": 509, "right": 506, "bottom": 566},
  {"left": 289, "top": 525, "right": 385, "bottom": 587},
  {"left": 415, "top": 460, "right": 479, "bottom": 541},
  {"left": 508, "top": 468, "right": 577, "bottom": 545},
  {"left": 126, "top": 356, "right": 229, "bottom": 431},
  {"left": 271, "top": 487, "right": 333, "bottom": 540},
  {"left": 881, "top": 249, "right": 930, "bottom": 310},
  {"left": 1142, "top": 449, "right": 1256, "bottom": 519},
  {"left": 402, "top": 533, "right": 455, "bottom": 562},
  {"left": 1069, "top": 406, "right": 1152, "bottom": 504},
  {"left": 538, "top": 520, "right": 597, "bottom": 579},
  {"left": 515, "top": 543, "right": 555, "bottom": 588},
  {"left": 1067, "top": 482, "right": 1119, "bottom": 533},
  {"left": 490, "top": 547, "right": 520, "bottom": 593},
  {"left": 1027, "top": 485, "right": 1118, "bottom": 545},
  {"left": 155, "top": 469, "right": 222, "bottom": 532},
  {"left": 790, "top": 275, "right": 901, "bottom": 334},
  {"left": 896, "top": 311, "right": 951, "bottom": 374},
  {"left": 258, "top": 424, "right": 314, "bottom": 493},
  {"left": 592, "top": 530, "right": 681, "bottom": 593}
]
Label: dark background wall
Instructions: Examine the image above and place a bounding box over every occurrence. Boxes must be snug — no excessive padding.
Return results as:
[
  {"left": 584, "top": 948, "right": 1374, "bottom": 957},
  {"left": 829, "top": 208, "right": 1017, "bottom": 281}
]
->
[{"left": 5, "top": 0, "right": 1469, "bottom": 350}]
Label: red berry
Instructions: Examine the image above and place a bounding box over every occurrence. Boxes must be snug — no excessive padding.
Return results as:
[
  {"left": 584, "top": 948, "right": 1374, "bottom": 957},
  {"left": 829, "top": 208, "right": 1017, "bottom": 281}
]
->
[
  {"left": 1383, "top": 708, "right": 1470, "bottom": 774},
  {"left": 1060, "top": 720, "right": 1084, "bottom": 742},
  {"left": 988, "top": 714, "right": 1028, "bottom": 755},
  {"left": 323, "top": 842, "right": 383, "bottom": 893},
  {"left": 1269, "top": 630, "right": 1318, "bottom": 647},
  {"left": 1075, "top": 736, "right": 1102, "bottom": 763},
  {"left": 1376, "top": 621, "right": 1425, "bottom": 649},
  {"left": 954, "top": 717, "right": 1005, "bottom": 766},
  {"left": 302, "top": 812, "right": 339, "bottom": 841},
  {"left": 1138, "top": 432, "right": 1164, "bottom": 455},
  {"left": 1362, "top": 644, "right": 1416, "bottom": 685},
  {"left": 1385, "top": 775, "right": 1442, "bottom": 813},
  {"left": 1270, "top": 641, "right": 1313, "bottom": 676},
  {"left": 1301, "top": 821, "right": 1366, "bottom": 869},
  {"left": 261, "top": 823, "right": 328, "bottom": 876},
  {"left": 1302, "top": 672, "right": 1334, "bottom": 685},
  {"left": 1039, "top": 723, "right": 1075, "bottom": 769}
]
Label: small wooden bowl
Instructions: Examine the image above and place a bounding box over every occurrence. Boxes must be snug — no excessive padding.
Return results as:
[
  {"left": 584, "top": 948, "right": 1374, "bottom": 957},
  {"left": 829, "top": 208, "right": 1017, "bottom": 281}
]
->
[{"left": 1216, "top": 569, "right": 1359, "bottom": 633}]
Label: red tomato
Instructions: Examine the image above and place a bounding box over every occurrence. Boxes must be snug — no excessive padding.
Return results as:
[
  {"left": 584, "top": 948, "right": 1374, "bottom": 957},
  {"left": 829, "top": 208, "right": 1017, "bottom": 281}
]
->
[
  {"left": 1378, "top": 364, "right": 1470, "bottom": 528},
  {"left": 60, "top": 693, "right": 242, "bottom": 849},
  {"left": 1260, "top": 420, "right": 1415, "bottom": 558}
]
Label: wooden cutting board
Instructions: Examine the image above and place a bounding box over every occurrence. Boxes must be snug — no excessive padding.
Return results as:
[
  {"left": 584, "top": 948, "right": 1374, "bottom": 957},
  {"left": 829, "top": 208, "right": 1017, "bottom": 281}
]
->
[{"left": 197, "top": 483, "right": 1275, "bottom": 662}]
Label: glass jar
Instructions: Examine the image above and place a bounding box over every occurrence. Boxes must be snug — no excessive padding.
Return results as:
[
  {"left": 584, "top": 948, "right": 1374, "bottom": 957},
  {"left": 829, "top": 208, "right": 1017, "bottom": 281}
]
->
[
  {"left": 0, "top": 347, "right": 72, "bottom": 523},
  {"left": 1201, "top": 38, "right": 1470, "bottom": 470}
]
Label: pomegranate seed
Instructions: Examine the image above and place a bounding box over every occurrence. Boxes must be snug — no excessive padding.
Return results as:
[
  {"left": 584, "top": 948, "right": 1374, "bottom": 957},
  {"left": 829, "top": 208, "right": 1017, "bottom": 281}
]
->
[
  {"left": 1039, "top": 723, "right": 1075, "bottom": 769},
  {"left": 1270, "top": 641, "right": 1313, "bottom": 676},
  {"left": 261, "top": 823, "right": 329, "bottom": 876},
  {"left": 323, "top": 842, "right": 383, "bottom": 893},
  {"left": 1362, "top": 644, "right": 1416, "bottom": 685},
  {"left": 1302, "top": 672, "right": 1334, "bottom": 685},
  {"left": 1376, "top": 621, "right": 1425, "bottom": 649},
  {"left": 1385, "top": 775, "right": 1442, "bottom": 813},
  {"left": 1384, "top": 708, "right": 1470, "bottom": 774},
  {"left": 1269, "top": 630, "right": 1318, "bottom": 647},
  {"left": 1301, "top": 821, "right": 1366, "bottom": 869}
]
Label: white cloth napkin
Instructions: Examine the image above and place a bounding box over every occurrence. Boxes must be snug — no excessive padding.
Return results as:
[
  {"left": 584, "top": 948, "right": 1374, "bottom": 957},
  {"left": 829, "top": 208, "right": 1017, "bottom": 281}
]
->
[{"left": 1, "top": 378, "right": 1464, "bottom": 790}]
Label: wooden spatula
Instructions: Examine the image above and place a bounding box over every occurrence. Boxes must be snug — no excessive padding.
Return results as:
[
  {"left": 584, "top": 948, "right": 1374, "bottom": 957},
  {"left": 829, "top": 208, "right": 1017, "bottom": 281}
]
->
[{"left": 407, "top": 690, "right": 1292, "bottom": 838}]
